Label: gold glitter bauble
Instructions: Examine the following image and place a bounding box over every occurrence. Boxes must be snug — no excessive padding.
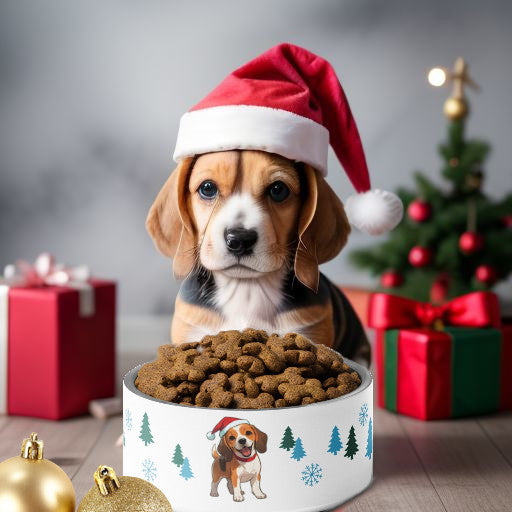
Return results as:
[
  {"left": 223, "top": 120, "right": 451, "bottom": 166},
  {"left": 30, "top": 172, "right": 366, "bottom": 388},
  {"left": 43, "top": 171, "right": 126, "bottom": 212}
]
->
[
  {"left": 77, "top": 465, "right": 173, "bottom": 512},
  {"left": 0, "top": 433, "right": 76, "bottom": 512},
  {"left": 444, "top": 96, "right": 468, "bottom": 120}
]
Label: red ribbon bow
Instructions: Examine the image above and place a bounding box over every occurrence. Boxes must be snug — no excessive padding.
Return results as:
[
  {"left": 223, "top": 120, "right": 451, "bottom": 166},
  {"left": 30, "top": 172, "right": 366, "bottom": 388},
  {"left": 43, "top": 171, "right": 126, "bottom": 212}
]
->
[{"left": 368, "top": 291, "right": 501, "bottom": 330}]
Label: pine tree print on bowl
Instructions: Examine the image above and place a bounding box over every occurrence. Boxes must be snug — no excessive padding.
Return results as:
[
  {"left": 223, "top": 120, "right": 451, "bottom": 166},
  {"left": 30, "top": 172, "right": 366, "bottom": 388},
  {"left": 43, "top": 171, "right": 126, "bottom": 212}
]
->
[
  {"left": 180, "top": 457, "right": 194, "bottom": 480},
  {"left": 344, "top": 426, "right": 359, "bottom": 460},
  {"left": 365, "top": 419, "right": 373, "bottom": 460},
  {"left": 139, "top": 412, "right": 154, "bottom": 446},
  {"left": 279, "top": 426, "right": 295, "bottom": 451},
  {"left": 172, "top": 444, "right": 184, "bottom": 467},
  {"left": 291, "top": 437, "right": 306, "bottom": 461},
  {"left": 327, "top": 426, "right": 343, "bottom": 455}
]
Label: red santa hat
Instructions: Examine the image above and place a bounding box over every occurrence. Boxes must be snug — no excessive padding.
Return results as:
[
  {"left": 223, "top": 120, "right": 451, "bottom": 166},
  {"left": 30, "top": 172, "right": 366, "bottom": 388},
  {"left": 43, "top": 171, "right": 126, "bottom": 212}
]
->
[
  {"left": 173, "top": 43, "right": 403, "bottom": 235},
  {"left": 206, "top": 417, "right": 249, "bottom": 441}
]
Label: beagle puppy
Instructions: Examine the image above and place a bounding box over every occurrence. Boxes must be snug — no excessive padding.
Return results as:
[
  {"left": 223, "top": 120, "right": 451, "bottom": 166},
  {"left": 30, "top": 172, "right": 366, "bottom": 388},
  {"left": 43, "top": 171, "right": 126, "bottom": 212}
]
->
[
  {"left": 211, "top": 422, "right": 267, "bottom": 502},
  {"left": 147, "top": 150, "right": 370, "bottom": 364}
]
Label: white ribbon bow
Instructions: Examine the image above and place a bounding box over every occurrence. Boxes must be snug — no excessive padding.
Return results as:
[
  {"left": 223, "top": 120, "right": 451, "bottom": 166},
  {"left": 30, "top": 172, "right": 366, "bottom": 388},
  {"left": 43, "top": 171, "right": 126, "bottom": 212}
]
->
[{"left": 2, "top": 252, "right": 90, "bottom": 287}]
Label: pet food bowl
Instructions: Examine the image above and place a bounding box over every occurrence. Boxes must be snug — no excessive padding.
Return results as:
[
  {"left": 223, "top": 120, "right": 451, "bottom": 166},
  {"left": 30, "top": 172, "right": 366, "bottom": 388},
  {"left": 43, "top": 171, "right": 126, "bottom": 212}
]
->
[{"left": 123, "top": 359, "right": 373, "bottom": 512}]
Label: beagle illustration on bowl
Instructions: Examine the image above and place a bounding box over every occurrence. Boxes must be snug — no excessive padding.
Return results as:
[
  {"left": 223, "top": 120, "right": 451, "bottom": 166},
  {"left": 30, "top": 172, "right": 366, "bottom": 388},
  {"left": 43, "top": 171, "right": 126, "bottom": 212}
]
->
[{"left": 207, "top": 417, "right": 268, "bottom": 502}]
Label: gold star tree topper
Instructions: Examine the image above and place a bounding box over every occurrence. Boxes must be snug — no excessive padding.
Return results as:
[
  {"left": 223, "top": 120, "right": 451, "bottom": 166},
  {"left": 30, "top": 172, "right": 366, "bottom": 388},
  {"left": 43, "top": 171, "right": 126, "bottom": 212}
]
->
[{"left": 428, "top": 57, "right": 479, "bottom": 120}]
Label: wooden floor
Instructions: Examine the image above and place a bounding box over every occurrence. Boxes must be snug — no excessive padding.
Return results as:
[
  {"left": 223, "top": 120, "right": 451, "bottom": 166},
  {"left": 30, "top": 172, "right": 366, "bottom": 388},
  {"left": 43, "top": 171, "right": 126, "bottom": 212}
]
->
[{"left": 1, "top": 318, "right": 511, "bottom": 511}]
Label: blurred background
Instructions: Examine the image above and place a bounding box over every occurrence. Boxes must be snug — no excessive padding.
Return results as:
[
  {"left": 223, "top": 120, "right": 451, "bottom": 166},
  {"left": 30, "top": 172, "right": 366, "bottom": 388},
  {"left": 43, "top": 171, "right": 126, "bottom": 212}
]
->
[{"left": 1, "top": 0, "right": 511, "bottom": 316}]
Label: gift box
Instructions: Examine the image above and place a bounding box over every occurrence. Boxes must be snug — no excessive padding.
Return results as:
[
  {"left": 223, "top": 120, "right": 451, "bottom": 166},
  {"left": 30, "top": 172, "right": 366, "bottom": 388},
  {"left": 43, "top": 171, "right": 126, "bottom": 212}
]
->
[
  {"left": 0, "top": 254, "right": 116, "bottom": 420},
  {"left": 339, "top": 286, "right": 374, "bottom": 326},
  {"left": 368, "top": 291, "right": 511, "bottom": 420}
]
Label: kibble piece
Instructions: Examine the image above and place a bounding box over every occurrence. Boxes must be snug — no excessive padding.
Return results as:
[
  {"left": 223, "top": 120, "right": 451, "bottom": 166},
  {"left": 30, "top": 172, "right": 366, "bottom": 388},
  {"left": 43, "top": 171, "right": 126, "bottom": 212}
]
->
[
  {"left": 278, "top": 378, "right": 327, "bottom": 406},
  {"left": 236, "top": 355, "right": 265, "bottom": 376},
  {"left": 275, "top": 398, "right": 287, "bottom": 408},
  {"left": 176, "top": 381, "right": 200, "bottom": 396},
  {"left": 244, "top": 375, "right": 260, "bottom": 398},
  {"left": 285, "top": 349, "right": 316, "bottom": 366},
  {"left": 220, "top": 359, "right": 238, "bottom": 375},
  {"left": 254, "top": 367, "right": 306, "bottom": 393},
  {"left": 233, "top": 392, "right": 274, "bottom": 409},
  {"left": 213, "top": 331, "right": 244, "bottom": 360},
  {"left": 228, "top": 373, "right": 245, "bottom": 393},
  {"left": 258, "top": 346, "right": 287, "bottom": 372},
  {"left": 193, "top": 354, "right": 221, "bottom": 373}
]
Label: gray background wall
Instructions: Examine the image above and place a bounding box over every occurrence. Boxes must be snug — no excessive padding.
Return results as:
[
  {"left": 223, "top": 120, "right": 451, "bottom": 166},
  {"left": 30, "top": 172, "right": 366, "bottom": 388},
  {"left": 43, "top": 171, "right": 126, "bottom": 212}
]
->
[{"left": 1, "top": 0, "right": 511, "bottom": 315}]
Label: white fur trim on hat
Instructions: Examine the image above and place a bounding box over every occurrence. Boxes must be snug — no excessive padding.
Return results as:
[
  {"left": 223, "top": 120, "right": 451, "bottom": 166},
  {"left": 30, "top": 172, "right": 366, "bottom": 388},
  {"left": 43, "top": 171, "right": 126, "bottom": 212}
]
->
[
  {"left": 173, "top": 105, "right": 330, "bottom": 175},
  {"left": 345, "top": 189, "right": 403, "bottom": 235}
]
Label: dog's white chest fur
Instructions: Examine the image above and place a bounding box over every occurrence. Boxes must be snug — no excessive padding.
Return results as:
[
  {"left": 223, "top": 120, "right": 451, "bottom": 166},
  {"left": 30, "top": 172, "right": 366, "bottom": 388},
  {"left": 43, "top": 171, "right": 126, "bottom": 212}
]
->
[
  {"left": 213, "top": 271, "right": 284, "bottom": 332},
  {"left": 237, "top": 457, "right": 261, "bottom": 482}
]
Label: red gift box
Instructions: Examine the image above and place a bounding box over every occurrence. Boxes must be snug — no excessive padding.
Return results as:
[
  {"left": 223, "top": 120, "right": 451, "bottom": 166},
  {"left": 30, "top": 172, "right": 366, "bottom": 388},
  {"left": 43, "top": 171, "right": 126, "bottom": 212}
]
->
[
  {"left": 369, "top": 291, "right": 511, "bottom": 420},
  {"left": 1, "top": 255, "right": 116, "bottom": 420}
]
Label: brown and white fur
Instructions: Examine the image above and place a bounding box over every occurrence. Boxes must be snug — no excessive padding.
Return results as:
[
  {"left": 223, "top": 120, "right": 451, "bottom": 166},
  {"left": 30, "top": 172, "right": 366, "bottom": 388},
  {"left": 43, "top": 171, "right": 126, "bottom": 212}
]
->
[
  {"left": 147, "top": 150, "right": 370, "bottom": 364},
  {"left": 211, "top": 423, "right": 267, "bottom": 502}
]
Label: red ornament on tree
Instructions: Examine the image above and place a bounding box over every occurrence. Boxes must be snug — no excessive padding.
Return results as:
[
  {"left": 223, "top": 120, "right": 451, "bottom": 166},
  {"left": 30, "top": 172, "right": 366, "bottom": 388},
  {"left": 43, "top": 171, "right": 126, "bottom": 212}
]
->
[
  {"left": 430, "top": 273, "right": 450, "bottom": 304},
  {"left": 459, "top": 232, "right": 484, "bottom": 254},
  {"left": 407, "top": 199, "right": 432, "bottom": 222},
  {"left": 408, "top": 246, "right": 432, "bottom": 267},
  {"left": 475, "top": 264, "right": 498, "bottom": 285},
  {"left": 380, "top": 271, "right": 404, "bottom": 288}
]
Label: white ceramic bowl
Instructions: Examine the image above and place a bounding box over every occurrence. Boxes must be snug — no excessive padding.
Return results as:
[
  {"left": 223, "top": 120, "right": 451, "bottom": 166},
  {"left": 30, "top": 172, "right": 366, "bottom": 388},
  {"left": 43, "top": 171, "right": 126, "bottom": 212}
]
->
[{"left": 123, "top": 360, "right": 373, "bottom": 512}]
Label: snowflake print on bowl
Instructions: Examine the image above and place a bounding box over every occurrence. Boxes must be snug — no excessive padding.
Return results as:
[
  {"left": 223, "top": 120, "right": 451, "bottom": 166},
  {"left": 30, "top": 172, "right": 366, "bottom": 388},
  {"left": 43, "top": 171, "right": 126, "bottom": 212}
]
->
[
  {"left": 301, "top": 463, "right": 323, "bottom": 487},
  {"left": 359, "top": 403, "right": 369, "bottom": 427},
  {"left": 142, "top": 458, "right": 157, "bottom": 482},
  {"left": 125, "top": 409, "right": 133, "bottom": 431}
]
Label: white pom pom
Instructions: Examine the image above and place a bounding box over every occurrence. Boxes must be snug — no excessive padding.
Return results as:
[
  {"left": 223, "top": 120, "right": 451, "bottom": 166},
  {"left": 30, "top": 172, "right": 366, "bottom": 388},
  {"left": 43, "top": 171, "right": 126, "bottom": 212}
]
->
[
  {"left": 206, "top": 432, "right": 215, "bottom": 441},
  {"left": 345, "top": 189, "right": 403, "bottom": 235}
]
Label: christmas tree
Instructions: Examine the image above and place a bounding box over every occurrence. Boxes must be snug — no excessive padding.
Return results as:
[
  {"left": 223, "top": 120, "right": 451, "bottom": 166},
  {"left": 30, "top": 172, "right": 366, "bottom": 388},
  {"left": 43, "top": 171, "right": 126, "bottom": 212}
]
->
[
  {"left": 280, "top": 426, "right": 296, "bottom": 451},
  {"left": 139, "top": 412, "right": 154, "bottom": 446},
  {"left": 180, "top": 457, "right": 194, "bottom": 480},
  {"left": 344, "top": 426, "right": 359, "bottom": 460},
  {"left": 172, "top": 444, "right": 184, "bottom": 466},
  {"left": 291, "top": 437, "right": 306, "bottom": 461},
  {"left": 365, "top": 419, "right": 373, "bottom": 460},
  {"left": 351, "top": 58, "right": 512, "bottom": 303},
  {"left": 327, "top": 426, "right": 343, "bottom": 455}
]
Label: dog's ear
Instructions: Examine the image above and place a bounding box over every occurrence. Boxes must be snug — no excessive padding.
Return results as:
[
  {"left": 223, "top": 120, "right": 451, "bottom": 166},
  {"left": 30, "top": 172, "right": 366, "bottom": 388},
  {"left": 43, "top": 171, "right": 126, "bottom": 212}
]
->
[
  {"left": 294, "top": 164, "right": 350, "bottom": 292},
  {"left": 146, "top": 157, "right": 197, "bottom": 279},
  {"left": 217, "top": 435, "right": 234, "bottom": 461},
  {"left": 254, "top": 427, "right": 268, "bottom": 453}
]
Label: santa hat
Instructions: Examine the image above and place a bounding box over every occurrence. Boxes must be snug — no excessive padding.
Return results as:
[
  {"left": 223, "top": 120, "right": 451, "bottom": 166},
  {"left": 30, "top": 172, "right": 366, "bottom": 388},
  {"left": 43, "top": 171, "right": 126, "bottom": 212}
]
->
[
  {"left": 173, "top": 43, "right": 402, "bottom": 235},
  {"left": 206, "top": 417, "right": 249, "bottom": 441}
]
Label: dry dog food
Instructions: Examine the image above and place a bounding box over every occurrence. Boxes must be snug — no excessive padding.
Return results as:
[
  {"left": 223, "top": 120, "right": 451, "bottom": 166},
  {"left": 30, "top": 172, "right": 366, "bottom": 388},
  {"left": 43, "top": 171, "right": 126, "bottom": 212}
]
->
[{"left": 135, "top": 329, "right": 361, "bottom": 409}]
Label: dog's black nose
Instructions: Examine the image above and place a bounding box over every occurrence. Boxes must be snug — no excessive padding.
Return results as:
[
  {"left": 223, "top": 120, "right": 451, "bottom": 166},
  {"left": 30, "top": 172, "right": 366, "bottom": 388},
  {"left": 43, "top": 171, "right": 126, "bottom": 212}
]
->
[
  {"left": 224, "top": 228, "right": 258, "bottom": 256},
  {"left": 239, "top": 438, "right": 247, "bottom": 445}
]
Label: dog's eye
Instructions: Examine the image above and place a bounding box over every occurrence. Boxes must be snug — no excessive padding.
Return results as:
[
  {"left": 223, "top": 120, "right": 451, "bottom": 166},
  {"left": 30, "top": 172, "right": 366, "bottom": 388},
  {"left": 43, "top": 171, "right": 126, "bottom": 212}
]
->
[
  {"left": 198, "top": 180, "right": 218, "bottom": 200},
  {"left": 245, "top": 430, "right": 253, "bottom": 436},
  {"left": 229, "top": 435, "right": 236, "bottom": 441},
  {"left": 267, "top": 180, "right": 290, "bottom": 202}
]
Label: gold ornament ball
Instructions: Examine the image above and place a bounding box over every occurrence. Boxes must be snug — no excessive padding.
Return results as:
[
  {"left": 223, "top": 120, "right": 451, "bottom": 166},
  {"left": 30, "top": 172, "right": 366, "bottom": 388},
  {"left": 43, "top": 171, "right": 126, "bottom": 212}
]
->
[
  {"left": 0, "top": 433, "right": 75, "bottom": 512},
  {"left": 78, "top": 465, "right": 173, "bottom": 512},
  {"left": 443, "top": 96, "right": 468, "bottom": 120}
]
